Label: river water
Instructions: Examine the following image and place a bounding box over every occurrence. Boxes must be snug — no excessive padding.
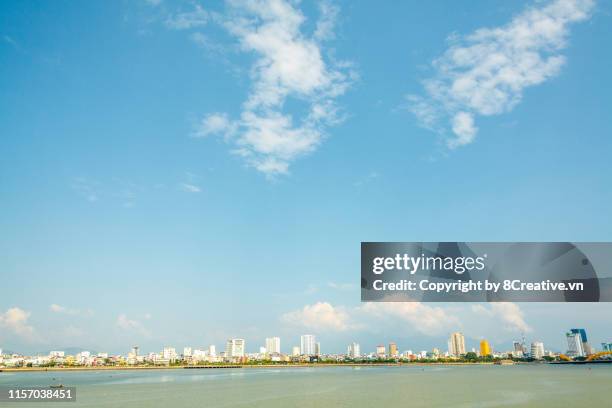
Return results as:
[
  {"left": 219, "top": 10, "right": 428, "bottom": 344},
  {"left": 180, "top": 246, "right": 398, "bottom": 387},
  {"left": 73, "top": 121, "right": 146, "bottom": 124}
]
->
[{"left": 1, "top": 364, "right": 609, "bottom": 407}]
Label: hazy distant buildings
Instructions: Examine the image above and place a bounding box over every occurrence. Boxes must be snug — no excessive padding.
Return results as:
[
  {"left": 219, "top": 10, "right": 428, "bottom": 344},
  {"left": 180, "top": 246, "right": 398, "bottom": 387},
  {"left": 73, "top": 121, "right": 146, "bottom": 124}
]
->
[
  {"left": 376, "top": 345, "right": 386, "bottom": 358},
  {"left": 479, "top": 340, "right": 491, "bottom": 357},
  {"left": 301, "top": 335, "right": 316, "bottom": 356},
  {"left": 602, "top": 342, "right": 612, "bottom": 352},
  {"left": 162, "top": 347, "right": 177, "bottom": 361},
  {"left": 347, "top": 342, "right": 361, "bottom": 358},
  {"left": 291, "top": 346, "right": 300, "bottom": 357},
  {"left": 265, "top": 337, "right": 281, "bottom": 354},
  {"left": 570, "top": 328, "right": 592, "bottom": 355},
  {"left": 531, "top": 342, "right": 545, "bottom": 359},
  {"left": 389, "top": 342, "right": 398, "bottom": 358},
  {"left": 448, "top": 332, "right": 466, "bottom": 357},
  {"left": 226, "top": 339, "right": 245, "bottom": 358},
  {"left": 315, "top": 342, "right": 321, "bottom": 356},
  {"left": 566, "top": 332, "right": 585, "bottom": 357}
]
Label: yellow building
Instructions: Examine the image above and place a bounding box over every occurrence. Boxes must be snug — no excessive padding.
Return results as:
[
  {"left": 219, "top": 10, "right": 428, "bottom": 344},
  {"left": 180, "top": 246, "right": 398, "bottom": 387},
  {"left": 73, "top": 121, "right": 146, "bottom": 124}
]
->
[
  {"left": 480, "top": 339, "right": 491, "bottom": 357},
  {"left": 389, "top": 342, "right": 398, "bottom": 358}
]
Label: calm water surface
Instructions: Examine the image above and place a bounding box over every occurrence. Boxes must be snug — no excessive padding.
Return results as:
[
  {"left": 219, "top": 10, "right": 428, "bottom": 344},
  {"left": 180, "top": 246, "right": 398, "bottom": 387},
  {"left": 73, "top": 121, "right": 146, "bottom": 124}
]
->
[{"left": 1, "top": 365, "right": 610, "bottom": 407}]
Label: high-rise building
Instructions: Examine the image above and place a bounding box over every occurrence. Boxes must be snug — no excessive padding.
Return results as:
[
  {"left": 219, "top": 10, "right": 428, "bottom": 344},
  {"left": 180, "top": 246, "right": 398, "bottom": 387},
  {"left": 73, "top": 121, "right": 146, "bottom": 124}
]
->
[
  {"left": 315, "top": 342, "right": 321, "bottom": 356},
  {"left": 531, "top": 342, "right": 545, "bottom": 359},
  {"left": 376, "top": 345, "right": 386, "bottom": 358},
  {"left": 347, "top": 342, "right": 361, "bottom": 358},
  {"left": 226, "top": 339, "right": 245, "bottom": 358},
  {"left": 291, "top": 346, "right": 300, "bottom": 357},
  {"left": 265, "top": 337, "right": 281, "bottom": 354},
  {"left": 479, "top": 340, "right": 491, "bottom": 357},
  {"left": 566, "top": 332, "right": 585, "bottom": 357},
  {"left": 301, "top": 335, "right": 316, "bottom": 356},
  {"left": 448, "top": 332, "right": 466, "bottom": 357},
  {"left": 389, "top": 342, "right": 398, "bottom": 358},
  {"left": 208, "top": 345, "right": 216, "bottom": 357},
  {"left": 570, "top": 329, "right": 592, "bottom": 355},
  {"left": 183, "top": 347, "right": 192, "bottom": 357},
  {"left": 602, "top": 342, "right": 612, "bottom": 352}
]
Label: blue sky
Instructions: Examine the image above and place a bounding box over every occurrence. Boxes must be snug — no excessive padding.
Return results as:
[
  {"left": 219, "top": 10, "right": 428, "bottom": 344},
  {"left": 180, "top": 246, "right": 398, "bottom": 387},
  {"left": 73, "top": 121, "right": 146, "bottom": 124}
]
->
[{"left": 1, "top": 0, "right": 611, "bottom": 355}]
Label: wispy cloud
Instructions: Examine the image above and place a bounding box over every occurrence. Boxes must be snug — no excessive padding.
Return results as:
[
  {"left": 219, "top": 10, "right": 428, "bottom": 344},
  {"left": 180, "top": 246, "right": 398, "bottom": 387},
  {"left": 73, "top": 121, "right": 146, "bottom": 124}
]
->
[
  {"left": 472, "top": 303, "right": 532, "bottom": 333},
  {"left": 407, "top": 0, "right": 594, "bottom": 148},
  {"left": 49, "top": 304, "right": 94, "bottom": 317},
  {"left": 179, "top": 172, "right": 202, "bottom": 193},
  {"left": 72, "top": 177, "right": 100, "bottom": 202},
  {"left": 327, "top": 282, "right": 355, "bottom": 291},
  {"left": 165, "top": 4, "right": 209, "bottom": 30},
  {"left": 195, "top": 0, "right": 355, "bottom": 176},
  {"left": 353, "top": 171, "right": 379, "bottom": 187},
  {"left": 117, "top": 314, "right": 151, "bottom": 337},
  {"left": 0, "top": 307, "right": 37, "bottom": 341}
]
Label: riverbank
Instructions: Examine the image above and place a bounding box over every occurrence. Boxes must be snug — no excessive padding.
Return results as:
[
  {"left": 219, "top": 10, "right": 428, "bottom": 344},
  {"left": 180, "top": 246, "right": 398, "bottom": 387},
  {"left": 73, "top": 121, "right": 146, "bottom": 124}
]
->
[{"left": 0, "top": 362, "right": 503, "bottom": 373}]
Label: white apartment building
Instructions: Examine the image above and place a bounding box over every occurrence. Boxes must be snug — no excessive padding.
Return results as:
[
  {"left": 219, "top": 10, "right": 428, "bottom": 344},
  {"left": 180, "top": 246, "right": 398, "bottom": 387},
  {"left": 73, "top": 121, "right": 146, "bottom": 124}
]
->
[
  {"left": 301, "top": 335, "right": 316, "bottom": 356},
  {"left": 162, "top": 347, "right": 177, "bottom": 360},
  {"left": 265, "top": 337, "right": 281, "bottom": 354},
  {"left": 531, "top": 342, "right": 545, "bottom": 359},
  {"left": 448, "top": 332, "right": 466, "bottom": 357},
  {"left": 347, "top": 342, "right": 361, "bottom": 358},
  {"left": 226, "top": 339, "right": 245, "bottom": 358}
]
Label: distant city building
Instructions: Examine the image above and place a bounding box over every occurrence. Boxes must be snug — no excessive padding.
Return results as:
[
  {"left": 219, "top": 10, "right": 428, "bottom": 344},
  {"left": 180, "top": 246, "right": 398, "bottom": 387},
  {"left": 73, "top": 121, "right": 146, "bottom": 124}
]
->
[
  {"left": 479, "top": 340, "right": 491, "bottom": 357},
  {"left": 208, "top": 345, "right": 216, "bottom": 357},
  {"left": 376, "top": 345, "right": 386, "bottom": 358},
  {"left": 225, "top": 339, "right": 245, "bottom": 358},
  {"left": 512, "top": 341, "right": 525, "bottom": 357},
  {"left": 162, "top": 347, "right": 177, "bottom": 360},
  {"left": 448, "top": 332, "right": 466, "bottom": 357},
  {"left": 49, "top": 351, "right": 65, "bottom": 358},
  {"left": 183, "top": 347, "right": 192, "bottom": 357},
  {"left": 265, "top": 337, "right": 281, "bottom": 354},
  {"left": 301, "top": 335, "right": 316, "bottom": 356},
  {"left": 531, "top": 342, "right": 545, "bottom": 360},
  {"left": 566, "top": 332, "right": 585, "bottom": 357},
  {"left": 602, "top": 342, "right": 612, "bottom": 352},
  {"left": 347, "top": 342, "right": 361, "bottom": 358},
  {"left": 315, "top": 342, "right": 321, "bottom": 356},
  {"left": 131, "top": 346, "right": 139, "bottom": 357},
  {"left": 291, "top": 346, "right": 300, "bottom": 357},
  {"left": 389, "top": 342, "right": 398, "bottom": 358},
  {"left": 570, "top": 329, "right": 592, "bottom": 355}
]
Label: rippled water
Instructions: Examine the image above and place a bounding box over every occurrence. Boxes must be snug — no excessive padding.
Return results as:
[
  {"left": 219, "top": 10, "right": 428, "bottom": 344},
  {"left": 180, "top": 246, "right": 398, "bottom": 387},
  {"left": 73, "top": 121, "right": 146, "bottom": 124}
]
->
[{"left": 1, "top": 364, "right": 610, "bottom": 407}]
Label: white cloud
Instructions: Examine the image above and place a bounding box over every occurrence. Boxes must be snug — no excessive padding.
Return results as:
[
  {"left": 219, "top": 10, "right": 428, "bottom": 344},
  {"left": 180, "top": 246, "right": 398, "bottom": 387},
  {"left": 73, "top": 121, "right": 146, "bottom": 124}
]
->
[
  {"left": 117, "top": 314, "right": 151, "bottom": 337},
  {"left": 165, "top": 4, "right": 208, "bottom": 30},
  {"left": 409, "top": 0, "right": 594, "bottom": 148},
  {"left": 198, "top": 0, "right": 354, "bottom": 175},
  {"left": 49, "top": 304, "right": 94, "bottom": 317},
  {"left": 281, "top": 302, "right": 359, "bottom": 331},
  {"left": 359, "top": 302, "right": 460, "bottom": 336},
  {"left": 178, "top": 171, "right": 202, "bottom": 193},
  {"left": 194, "top": 112, "right": 237, "bottom": 139},
  {"left": 179, "top": 182, "right": 201, "bottom": 193},
  {"left": 327, "top": 282, "right": 355, "bottom": 291},
  {"left": 472, "top": 303, "right": 532, "bottom": 333},
  {"left": 0, "top": 307, "right": 36, "bottom": 340}
]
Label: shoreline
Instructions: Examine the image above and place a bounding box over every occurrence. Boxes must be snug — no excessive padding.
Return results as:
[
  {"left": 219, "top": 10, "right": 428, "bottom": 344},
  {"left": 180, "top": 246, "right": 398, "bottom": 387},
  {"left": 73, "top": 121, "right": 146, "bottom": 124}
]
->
[{"left": 0, "top": 362, "right": 503, "bottom": 373}]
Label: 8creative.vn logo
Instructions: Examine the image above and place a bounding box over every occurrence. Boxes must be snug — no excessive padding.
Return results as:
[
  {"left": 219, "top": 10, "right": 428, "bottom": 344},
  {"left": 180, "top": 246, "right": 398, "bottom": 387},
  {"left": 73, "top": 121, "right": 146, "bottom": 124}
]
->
[{"left": 372, "top": 253, "right": 487, "bottom": 275}]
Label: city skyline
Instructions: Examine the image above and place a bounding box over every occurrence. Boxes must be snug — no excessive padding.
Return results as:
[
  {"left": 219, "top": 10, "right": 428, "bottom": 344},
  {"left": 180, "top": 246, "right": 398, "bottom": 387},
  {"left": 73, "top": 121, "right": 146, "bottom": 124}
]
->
[{"left": 2, "top": 0, "right": 612, "bottom": 356}]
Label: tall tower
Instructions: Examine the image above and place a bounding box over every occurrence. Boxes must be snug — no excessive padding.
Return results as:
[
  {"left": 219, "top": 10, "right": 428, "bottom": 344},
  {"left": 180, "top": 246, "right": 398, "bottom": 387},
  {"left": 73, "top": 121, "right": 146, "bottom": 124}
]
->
[{"left": 448, "top": 332, "right": 466, "bottom": 356}]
